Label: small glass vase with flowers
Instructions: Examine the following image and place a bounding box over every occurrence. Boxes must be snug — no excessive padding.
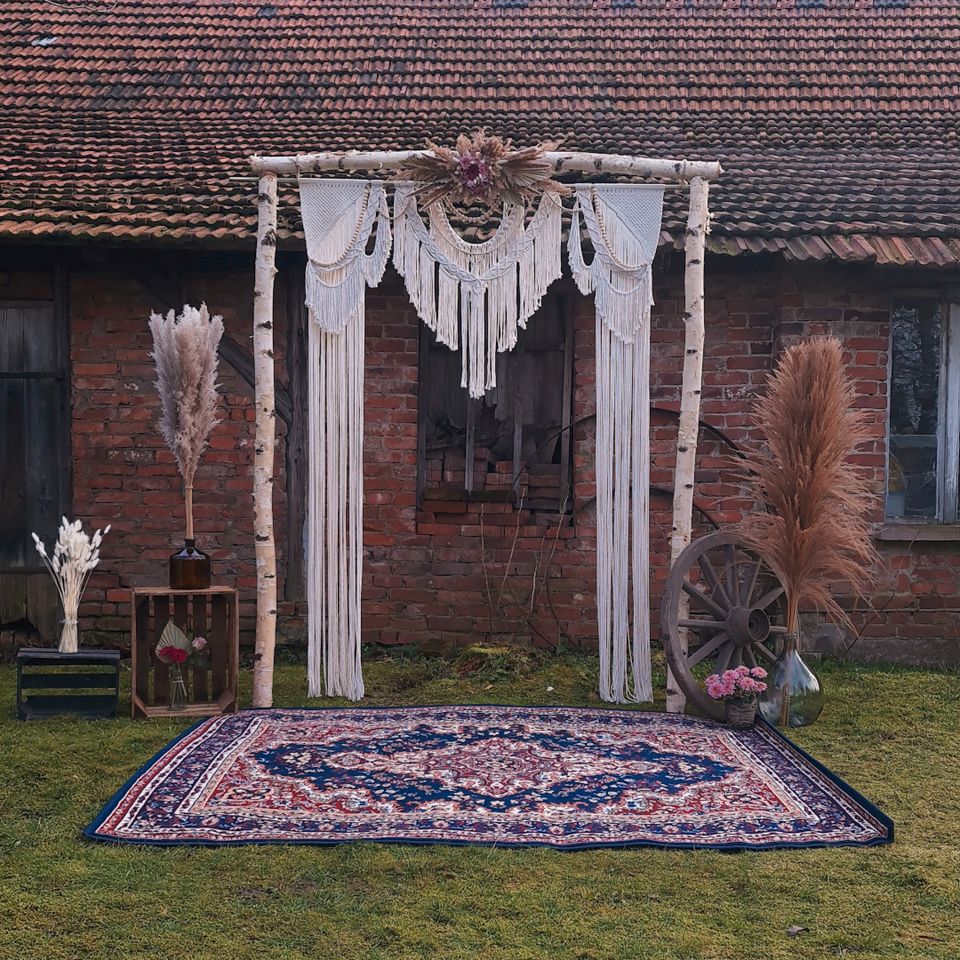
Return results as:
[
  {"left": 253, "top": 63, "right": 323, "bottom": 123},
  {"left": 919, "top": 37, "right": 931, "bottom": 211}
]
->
[
  {"left": 705, "top": 666, "right": 768, "bottom": 729},
  {"left": 155, "top": 621, "right": 210, "bottom": 712}
]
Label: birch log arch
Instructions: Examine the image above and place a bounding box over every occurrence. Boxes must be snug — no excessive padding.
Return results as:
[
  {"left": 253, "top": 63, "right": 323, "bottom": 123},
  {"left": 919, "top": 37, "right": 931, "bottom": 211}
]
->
[{"left": 248, "top": 144, "right": 722, "bottom": 710}]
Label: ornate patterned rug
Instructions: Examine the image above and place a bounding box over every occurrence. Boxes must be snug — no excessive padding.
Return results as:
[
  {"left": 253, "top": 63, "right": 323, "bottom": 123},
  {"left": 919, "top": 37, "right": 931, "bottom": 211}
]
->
[{"left": 86, "top": 706, "right": 892, "bottom": 850}]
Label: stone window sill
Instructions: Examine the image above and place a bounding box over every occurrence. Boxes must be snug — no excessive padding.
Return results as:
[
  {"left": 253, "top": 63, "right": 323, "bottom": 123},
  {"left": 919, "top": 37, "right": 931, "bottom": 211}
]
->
[{"left": 875, "top": 523, "right": 960, "bottom": 543}]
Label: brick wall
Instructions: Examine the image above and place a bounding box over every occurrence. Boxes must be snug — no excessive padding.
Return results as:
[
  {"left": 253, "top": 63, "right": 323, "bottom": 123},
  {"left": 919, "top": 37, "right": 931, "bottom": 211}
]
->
[
  {"left": 2, "top": 248, "right": 958, "bottom": 665},
  {"left": 65, "top": 262, "right": 288, "bottom": 644}
]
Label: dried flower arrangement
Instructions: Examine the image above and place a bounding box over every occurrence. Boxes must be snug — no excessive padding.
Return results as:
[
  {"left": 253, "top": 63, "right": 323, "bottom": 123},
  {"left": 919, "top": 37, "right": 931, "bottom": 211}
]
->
[
  {"left": 396, "top": 131, "right": 570, "bottom": 208},
  {"left": 155, "top": 620, "right": 210, "bottom": 710},
  {"left": 706, "top": 665, "right": 768, "bottom": 728},
  {"left": 32, "top": 518, "right": 110, "bottom": 653},
  {"left": 706, "top": 666, "right": 768, "bottom": 703},
  {"left": 738, "top": 337, "right": 879, "bottom": 639},
  {"left": 148, "top": 304, "right": 224, "bottom": 546}
]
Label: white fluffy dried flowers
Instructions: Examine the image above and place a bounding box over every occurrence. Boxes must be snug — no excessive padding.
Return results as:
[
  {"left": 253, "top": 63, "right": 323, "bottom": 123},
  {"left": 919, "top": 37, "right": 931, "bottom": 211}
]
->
[{"left": 32, "top": 517, "right": 110, "bottom": 653}]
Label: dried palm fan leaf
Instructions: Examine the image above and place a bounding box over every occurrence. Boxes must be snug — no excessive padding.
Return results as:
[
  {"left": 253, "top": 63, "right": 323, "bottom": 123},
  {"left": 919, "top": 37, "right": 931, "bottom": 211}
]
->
[
  {"left": 396, "top": 130, "right": 570, "bottom": 209},
  {"left": 738, "top": 337, "right": 879, "bottom": 637}
]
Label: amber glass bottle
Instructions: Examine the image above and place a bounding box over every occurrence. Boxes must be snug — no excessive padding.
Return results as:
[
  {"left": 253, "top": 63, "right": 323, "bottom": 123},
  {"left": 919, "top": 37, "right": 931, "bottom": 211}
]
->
[{"left": 169, "top": 539, "right": 211, "bottom": 590}]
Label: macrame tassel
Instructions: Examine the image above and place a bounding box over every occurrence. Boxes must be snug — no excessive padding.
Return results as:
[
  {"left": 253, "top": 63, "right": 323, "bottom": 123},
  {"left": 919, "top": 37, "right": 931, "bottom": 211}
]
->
[
  {"left": 393, "top": 186, "right": 563, "bottom": 397},
  {"left": 572, "top": 183, "right": 664, "bottom": 704},
  {"left": 300, "top": 179, "right": 391, "bottom": 700}
]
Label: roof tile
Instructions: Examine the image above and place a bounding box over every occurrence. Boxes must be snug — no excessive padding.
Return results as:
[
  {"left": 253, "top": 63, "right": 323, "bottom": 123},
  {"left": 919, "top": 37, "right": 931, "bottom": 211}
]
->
[{"left": 0, "top": 0, "right": 957, "bottom": 262}]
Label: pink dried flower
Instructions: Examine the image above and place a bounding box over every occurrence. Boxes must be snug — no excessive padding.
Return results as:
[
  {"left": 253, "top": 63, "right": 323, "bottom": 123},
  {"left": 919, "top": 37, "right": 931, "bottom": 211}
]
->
[
  {"left": 706, "top": 666, "right": 767, "bottom": 701},
  {"left": 457, "top": 152, "right": 492, "bottom": 195},
  {"left": 192, "top": 635, "right": 207, "bottom": 651}
]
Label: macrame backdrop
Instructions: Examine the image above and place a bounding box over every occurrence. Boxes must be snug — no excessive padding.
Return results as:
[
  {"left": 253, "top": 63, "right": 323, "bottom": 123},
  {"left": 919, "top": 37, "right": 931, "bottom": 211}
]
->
[
  {"left": 393, "top": 185, "right": 562, "bottom": 398},
  {"left": 299, "top": 179, "right": 663, "bottom": 705},
  {"left": 569, "top": 184, "right": 665, "bottom": 703},
  {"left": 300, "top": 178, "right": 391, "bottom": 699}
]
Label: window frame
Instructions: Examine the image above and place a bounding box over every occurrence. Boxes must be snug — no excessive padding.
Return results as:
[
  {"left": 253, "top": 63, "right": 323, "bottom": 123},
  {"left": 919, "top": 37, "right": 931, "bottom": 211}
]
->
[
  {"left": 415, "top": 288, "right": 575, "bottom": 513},
  {"left": 886, "top": 294, "right": 960, "bottom": 524}
]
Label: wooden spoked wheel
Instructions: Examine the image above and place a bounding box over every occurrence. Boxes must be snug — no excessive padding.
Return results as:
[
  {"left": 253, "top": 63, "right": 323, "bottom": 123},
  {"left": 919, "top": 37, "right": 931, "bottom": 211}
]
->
[{"left": 660, "top": 530, "right": 788, "bottom": 720}]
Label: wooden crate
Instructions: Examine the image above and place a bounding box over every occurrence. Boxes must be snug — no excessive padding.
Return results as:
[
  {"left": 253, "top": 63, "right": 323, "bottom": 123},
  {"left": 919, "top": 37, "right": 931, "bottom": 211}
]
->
[
  {"left": 130, "top": 586, "right": 239, "bottom": 719},
  {"left": 16, "top": 648, "right": 121, "bottom": 720}
]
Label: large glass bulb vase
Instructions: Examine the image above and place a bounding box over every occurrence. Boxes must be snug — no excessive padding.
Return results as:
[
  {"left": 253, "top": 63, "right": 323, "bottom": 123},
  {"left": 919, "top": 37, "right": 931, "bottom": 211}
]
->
[{"left": 759, "top": 634, "right": 825, "bottom": 728}]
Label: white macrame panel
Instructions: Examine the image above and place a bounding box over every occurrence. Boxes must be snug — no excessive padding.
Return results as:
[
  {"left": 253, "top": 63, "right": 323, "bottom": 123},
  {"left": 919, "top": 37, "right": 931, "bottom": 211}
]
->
[
  {"left": 393, "top": 186, "right": 562, "bottom": 398},
  {"left": 300, "top": 179, "right": 391, "bottom": 700},
  {"left": 569, "top": 184, "right": 665, "bottom": 704},
  {"left": 301, "top": 179, "right": 391, "bottom": 333}
]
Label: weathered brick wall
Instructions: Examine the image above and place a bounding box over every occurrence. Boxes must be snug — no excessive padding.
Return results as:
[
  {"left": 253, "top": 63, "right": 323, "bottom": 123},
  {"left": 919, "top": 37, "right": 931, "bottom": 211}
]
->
[
  {"left": 66, "top": 263, "right": 292, "bottom": 644},
  {"left": 3, "top": 249, "right": 958, "bottom": 664}
]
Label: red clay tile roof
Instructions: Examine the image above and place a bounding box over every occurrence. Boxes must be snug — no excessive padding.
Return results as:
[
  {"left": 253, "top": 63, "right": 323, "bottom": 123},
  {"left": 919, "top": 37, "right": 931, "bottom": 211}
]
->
[{"left": 1, "top": 0, "right": 958, "bottom": 263}]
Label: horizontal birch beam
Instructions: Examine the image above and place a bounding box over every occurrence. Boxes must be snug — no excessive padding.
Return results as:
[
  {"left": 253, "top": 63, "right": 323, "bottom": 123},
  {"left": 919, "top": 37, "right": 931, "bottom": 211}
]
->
[{"left": 250, "top": 150, "right": 722, "bottom": 182}]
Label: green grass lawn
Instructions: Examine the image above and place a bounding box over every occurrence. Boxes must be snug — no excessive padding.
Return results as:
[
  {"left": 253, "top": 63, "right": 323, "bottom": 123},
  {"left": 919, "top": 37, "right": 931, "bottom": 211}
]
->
[{"left": 2, "top": 650, "right": 958, "bottom": 960}]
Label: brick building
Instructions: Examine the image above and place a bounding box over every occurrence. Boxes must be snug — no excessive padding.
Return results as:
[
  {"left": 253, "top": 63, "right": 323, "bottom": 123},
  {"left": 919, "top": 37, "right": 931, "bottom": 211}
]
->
[{"left": 1, "top": 2, "right": 958, "bottom": 665}]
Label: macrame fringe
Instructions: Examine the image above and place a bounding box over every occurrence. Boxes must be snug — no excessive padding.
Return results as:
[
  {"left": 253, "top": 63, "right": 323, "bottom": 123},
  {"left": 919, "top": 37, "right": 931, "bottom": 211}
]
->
[
  {"left": 571, "top": 184, "right": 664, "bottom": 703},
  {"left": 394, "top": 185, "right": 562, "bottom": 398},
  {"left": 595, "top": 319, "right": 652, "bottom": 703},
  {"left": 307, "top": 316, "right": 365, "bottom": 700},
  {"left": 301, "top": 180, "right": 391, "bottom": 700}
]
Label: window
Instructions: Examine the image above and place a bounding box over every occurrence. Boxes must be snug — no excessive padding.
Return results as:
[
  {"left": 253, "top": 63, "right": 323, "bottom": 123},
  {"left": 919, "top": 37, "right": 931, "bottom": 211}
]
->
[
  {"left": 417, "top": 289, "right": 574, "bottom": 512},
  {"left": 887, "top": 298, "right": 960, "bottom": 522},
  {"left": 0, "top": 301, "right": 71, "bottom": 569}
]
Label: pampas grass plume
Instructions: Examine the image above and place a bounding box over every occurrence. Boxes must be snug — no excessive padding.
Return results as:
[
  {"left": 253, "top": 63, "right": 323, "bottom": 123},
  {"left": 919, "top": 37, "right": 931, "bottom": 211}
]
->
[
  {"left": 739, "top": 337, "right": 879, "bottom": 636},
  {"left": 149, "top": 303, "right": 224, "bottom": 538}
]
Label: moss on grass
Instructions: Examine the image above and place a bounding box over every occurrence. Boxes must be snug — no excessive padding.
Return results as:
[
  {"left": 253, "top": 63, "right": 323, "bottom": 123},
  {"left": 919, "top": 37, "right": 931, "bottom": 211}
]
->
[{"left": 1, "top": 653, "right": 958, "bottom": 960}]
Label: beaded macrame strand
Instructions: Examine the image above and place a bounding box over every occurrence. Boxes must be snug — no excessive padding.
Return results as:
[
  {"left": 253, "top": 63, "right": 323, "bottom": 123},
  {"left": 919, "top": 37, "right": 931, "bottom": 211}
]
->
[
  {"left": 569, "top": 184, "right": 665, "bottom": 704},
  {"left": 300, "top": 179, "right": 391, "bottom": 700}
]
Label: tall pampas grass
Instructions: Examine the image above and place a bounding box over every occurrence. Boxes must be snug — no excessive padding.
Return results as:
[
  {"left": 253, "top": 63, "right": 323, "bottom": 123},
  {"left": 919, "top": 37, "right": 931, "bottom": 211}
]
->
[
  {"left": 149, "top": 303, "right": 224, "bottom": 540},
  {"left": 739, "top": 337, "right": 879, "bottom": 637}
]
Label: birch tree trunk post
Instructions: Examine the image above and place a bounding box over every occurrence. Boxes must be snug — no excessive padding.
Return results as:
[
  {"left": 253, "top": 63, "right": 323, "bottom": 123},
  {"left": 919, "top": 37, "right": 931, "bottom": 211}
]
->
[
  {"left": 252, "top": 172, "right": 279, "bottom": 708},
  {"left": 666, "top": 176, "right": 710, "bottom": 713}
]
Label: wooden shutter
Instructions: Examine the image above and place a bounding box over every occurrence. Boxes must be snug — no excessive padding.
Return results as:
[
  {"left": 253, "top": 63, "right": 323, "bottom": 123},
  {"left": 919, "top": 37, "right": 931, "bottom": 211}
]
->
[{"left": 0, "top": 301, "right": 71, "bottom": 571}]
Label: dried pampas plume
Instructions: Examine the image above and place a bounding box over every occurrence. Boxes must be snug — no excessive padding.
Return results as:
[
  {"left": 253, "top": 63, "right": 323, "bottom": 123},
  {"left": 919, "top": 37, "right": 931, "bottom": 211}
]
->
[
  {"left": 738, "top": 337, "right": 879, "bottom": 637},
  {"left": 149, "top": 303, "right": 224, "bottom": 540}
]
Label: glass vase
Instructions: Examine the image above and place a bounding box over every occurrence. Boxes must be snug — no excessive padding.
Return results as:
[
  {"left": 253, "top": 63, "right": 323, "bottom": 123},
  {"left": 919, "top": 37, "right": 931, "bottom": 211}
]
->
[
  {"left": 169, "top": 539, "right": 211, "bottom": 590},
  {"left": 759, "top": 634, "right": 825, "bottom": 728},
  {"left": 169, "top": 664, "right": 188, "bottom": 712}
]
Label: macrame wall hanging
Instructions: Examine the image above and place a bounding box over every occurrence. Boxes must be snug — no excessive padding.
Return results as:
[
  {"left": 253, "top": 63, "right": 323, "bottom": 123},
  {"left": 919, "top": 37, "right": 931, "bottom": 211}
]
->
[
  {"left": 569, "top": 184, "right": 665, "bottom": 704},
  {"left": 300, "top": 178, "right": 391, "bottom": 699},
  {"left": 392, "top": 186, "right": 562, "bottom": 398},
  {"left": 298, "top": 153, "right": 662, "bottom": 706}
]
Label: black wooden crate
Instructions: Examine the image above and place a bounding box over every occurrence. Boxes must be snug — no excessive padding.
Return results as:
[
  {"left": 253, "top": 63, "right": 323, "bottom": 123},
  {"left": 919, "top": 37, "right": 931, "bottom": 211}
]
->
[{"left": 16, "top": 648, "right": 121, "bottom": 720}]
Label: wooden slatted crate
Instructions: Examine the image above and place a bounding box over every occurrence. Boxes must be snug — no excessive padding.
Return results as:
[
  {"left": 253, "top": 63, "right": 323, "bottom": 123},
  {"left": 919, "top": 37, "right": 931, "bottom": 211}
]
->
[
  {"left": 16, "top": 648, "right": 121, "bottom": 720},
  {"left": 130, "top": 586, "right": 239, "bottom": 719}
]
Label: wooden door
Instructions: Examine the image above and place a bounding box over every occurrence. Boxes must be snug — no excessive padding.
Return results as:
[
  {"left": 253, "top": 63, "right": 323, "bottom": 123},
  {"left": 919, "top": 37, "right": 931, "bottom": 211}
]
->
[{"left": 0, "top": 298, "right": 71, "bottom": 641}]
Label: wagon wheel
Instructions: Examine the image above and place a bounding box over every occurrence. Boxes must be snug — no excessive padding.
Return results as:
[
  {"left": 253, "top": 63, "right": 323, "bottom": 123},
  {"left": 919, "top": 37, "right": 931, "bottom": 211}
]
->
[{"left": 660, "top": 530, "right": 788, "bottom": 720}]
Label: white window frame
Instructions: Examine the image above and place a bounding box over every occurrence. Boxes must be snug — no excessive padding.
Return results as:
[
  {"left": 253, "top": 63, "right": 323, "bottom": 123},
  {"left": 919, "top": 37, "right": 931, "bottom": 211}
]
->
[{"left": 886, "top": 297, "right": 960, "bottom": 524}]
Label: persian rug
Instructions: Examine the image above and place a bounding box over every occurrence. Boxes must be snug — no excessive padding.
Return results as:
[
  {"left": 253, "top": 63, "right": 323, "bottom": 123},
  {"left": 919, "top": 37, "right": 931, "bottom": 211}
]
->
[{"left": 85, "top": 706, "right": 892, "bottom": 850}]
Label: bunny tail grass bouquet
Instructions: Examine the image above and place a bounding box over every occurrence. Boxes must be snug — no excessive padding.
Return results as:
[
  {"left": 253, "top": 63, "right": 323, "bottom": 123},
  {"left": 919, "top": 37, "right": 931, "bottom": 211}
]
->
[
  {"left": 32, "top": 518, "right": 110, "bottom": 653},
  {"left": 149, "top": 303, "right": 224, "bottom": 589}
]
